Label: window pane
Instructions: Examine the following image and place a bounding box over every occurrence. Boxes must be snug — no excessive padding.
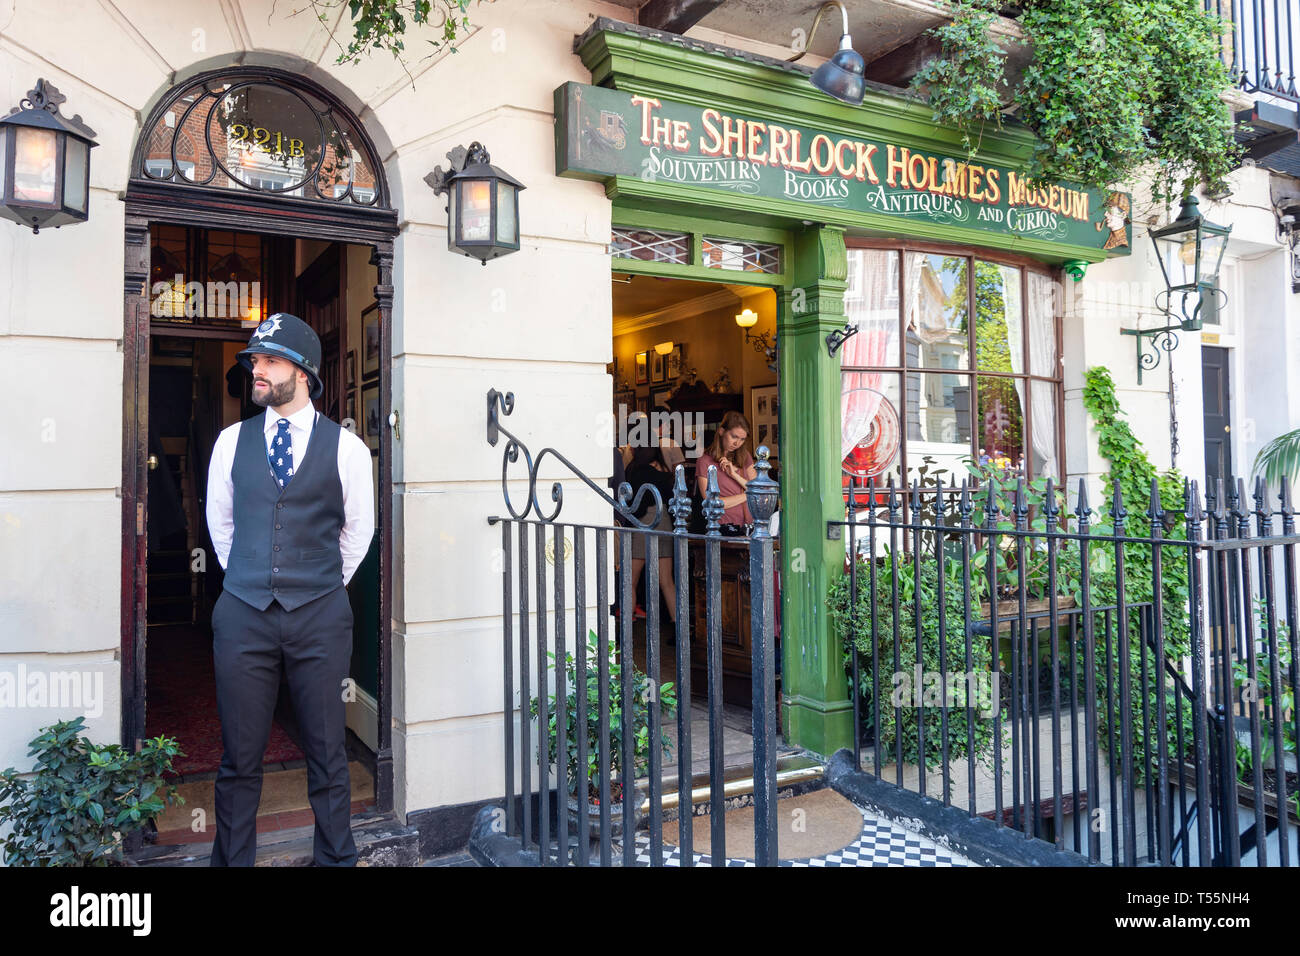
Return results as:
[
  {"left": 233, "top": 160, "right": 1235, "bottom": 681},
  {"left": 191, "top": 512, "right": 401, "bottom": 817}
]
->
[
  {"left": 906, "top": 253, "right": 969, "bottom": 370},
  {"left": 842, "top": 371, "right": 903, "bottom": 517},
  {"left": 973, "top": 261, "right": 1023, "bottom": 375},
  {"left": 975, "top": 376, "right": 1026, "bottom": 479},
  {"left": 906, "top": 371, "right": 972, "bottom": 478},
  {"left": 843, "top": 249, "right": 899, "bottom": 367},
  {"left": 1027, "top": 271, "right": 1058, "bottom": 377},
  {"left": 1029, "top": 380, "right": 1060, "bottom": 483}
]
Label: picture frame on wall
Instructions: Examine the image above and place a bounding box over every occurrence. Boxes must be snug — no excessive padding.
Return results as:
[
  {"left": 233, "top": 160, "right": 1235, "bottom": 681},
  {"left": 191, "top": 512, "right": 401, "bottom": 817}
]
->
[
  {"left": 749, "top": 383, "right": 779, "bottom": 461},
  {"left": 635, "top": 350, "right": 648, "bottom": 385},
  {"left": 346, "top": 349, "right": 356, "bottom": 390},
  {"left": 650, "top": 349, "right": 665, "bottom": 384},
  {"left": 362, "top": 303, "right": 380, "bottom": 381},
  {"left": 637, "top": 394, "right": 650, "bottom": 415},
  {"left": 666, "top": 344, "right": 683, "bottom": 381},
  {"left": 651, "top": 385, "right": 674, "bottom": 410},
  {"left": 615, "top": 388, "right": 635, "bottom": 416},
  {"left": 345, "top": 391, "right": 357, "bottom": 431},
  {"left": 362, "top": 381, "right": 381, "bottom": 454}
]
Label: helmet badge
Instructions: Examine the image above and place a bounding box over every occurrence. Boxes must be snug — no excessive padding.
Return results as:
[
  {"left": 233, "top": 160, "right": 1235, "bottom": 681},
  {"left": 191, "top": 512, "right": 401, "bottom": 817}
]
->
[{"left": 253, "top": 316, "right": 283, "bottom": 340}]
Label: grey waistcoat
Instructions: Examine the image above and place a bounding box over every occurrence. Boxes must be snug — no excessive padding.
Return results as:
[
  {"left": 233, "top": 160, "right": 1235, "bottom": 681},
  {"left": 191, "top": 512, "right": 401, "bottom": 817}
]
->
[{"left": 223, "top": 411, "right": 345, "bottom": 611}]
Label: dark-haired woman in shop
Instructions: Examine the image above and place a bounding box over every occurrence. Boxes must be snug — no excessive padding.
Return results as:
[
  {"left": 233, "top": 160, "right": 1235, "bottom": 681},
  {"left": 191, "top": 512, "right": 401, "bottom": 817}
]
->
[{"left": 695, "top": 410, "right": 757, "bottom": 536}]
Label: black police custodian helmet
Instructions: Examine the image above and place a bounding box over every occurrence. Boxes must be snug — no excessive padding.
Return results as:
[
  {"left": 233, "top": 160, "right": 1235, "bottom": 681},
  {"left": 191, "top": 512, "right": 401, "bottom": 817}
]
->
[{"left": 237, "top": 312, "right": 324, "bottom": 400}]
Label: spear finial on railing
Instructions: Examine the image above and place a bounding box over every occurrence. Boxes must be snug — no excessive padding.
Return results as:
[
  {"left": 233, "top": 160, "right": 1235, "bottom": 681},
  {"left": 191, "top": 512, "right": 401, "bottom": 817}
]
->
[
  {"left": 1109, "top": 480, "right": 1127, "bottom": 533},
  {"left": 1280, "top": 480, "right": 1295, "bottom": 535},
  {"left": 1074, "top": 479, "right": 1091, "bottom": 532},
  {"left": 958, "top": 478, "right": 973, "bottom": 527},
  {"left": 1013, "top": 477, "right": 1029, "bottom": 530},
  {"left": 1147, "top": 477, "right": 1164, "bottom": 537},
  {"left": 1043, "top": 477, "right": 1059, "bottom": 525}
]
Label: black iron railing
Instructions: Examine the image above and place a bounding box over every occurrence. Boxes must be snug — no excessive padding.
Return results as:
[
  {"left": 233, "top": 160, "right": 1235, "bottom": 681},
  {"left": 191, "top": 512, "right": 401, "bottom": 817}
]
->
[
  {"left": 485, "top": 389, "right": 781, "bottom": 866},
  {"left": 832, "top": 474, "right": 1299, "bottom": 866},
  {"left": 1208, "top": 0, "right": 1300, "bottom": 102}
]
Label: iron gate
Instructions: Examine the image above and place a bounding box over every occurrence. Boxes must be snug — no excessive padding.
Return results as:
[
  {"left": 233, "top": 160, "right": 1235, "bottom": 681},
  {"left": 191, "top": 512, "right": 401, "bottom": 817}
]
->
[{"left": 484, "top": 389, "right": 781, "bottom": 866}]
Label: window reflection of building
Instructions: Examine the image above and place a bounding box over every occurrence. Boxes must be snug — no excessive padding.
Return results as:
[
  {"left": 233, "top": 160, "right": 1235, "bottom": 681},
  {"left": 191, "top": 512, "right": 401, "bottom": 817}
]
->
[{"left": 840, "top": 244, "right": 1061, "bottom": 502}]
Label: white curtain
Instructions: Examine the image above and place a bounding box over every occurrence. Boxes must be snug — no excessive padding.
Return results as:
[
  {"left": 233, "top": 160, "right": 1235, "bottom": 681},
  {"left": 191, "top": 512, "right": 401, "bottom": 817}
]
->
[
  {"left": 841, "top": 249, "right": 899, "bottom": 461},
  {"left": 1026, "top": 272, "right": 1059, "bottom": 481}
]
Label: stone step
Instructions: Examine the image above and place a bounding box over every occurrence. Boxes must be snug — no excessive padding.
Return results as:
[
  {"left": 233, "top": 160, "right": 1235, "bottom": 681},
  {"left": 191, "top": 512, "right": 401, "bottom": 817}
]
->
[{"left": 128, "top": 811, "right": 419, "bottom": 867}]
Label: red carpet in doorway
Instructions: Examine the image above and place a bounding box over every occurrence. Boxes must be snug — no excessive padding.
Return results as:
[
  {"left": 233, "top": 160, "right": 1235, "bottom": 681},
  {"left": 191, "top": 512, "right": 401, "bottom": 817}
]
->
[{"left": 146, "top": 623, "right": 304, "bottom": 777}]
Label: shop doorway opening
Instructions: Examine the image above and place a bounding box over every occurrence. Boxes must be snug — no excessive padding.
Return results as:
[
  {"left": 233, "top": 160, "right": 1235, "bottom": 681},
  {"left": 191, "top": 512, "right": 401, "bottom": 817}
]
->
[
  {"left": 121, "top": 68, "right": 399, "bottom": 853},
  {"left": 137, "top": 225, "right": 384, "bottom": 845},
  {"left": 610, "top": 271, "right": 782, "bottom": 725}
]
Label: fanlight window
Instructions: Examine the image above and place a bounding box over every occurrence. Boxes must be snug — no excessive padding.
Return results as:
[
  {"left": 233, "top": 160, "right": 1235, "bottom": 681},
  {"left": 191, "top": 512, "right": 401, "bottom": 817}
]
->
[{"left": 136, "top": 73, "right": 384, "bottom": 207}]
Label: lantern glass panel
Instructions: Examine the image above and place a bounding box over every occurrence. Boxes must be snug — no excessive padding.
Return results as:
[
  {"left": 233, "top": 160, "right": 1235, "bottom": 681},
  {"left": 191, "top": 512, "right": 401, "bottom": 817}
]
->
[
  {"left": 64, "top": 137, "right": 88, "bottom": 214},
  {"left": 1199, "top": 231, "right": 1228, "bottom": 283},
  {"left": 495, "top": 182, "right": 516, "bottom": 246},
  {"left": 13, "top": 126, "right": 58, "bottom": 204},
  {"left": 446, "top": 183, "right": 457, "bottom": 250},
  {"left": 460, "top": 179, "right": 492, "bottom": 243},
  {"left": 0, "top": 126, "right": 7, "bottom": 196}
]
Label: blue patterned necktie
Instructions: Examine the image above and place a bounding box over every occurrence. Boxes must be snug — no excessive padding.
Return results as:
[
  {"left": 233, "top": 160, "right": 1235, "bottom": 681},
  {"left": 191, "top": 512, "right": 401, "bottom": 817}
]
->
[{"left": 269, "top": 418, "right": 294, "bottom": 489}]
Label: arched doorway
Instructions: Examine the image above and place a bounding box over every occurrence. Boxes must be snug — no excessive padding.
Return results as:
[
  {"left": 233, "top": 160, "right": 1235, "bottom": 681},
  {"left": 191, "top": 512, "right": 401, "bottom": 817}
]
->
[{"left": 120, "top": 68, "right": 399, "bottom": 830}]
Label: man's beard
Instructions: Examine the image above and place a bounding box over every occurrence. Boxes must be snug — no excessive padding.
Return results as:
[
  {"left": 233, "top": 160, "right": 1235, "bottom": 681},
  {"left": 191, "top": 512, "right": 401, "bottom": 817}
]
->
[{"left": 252, "top": 375, "right": 296, "bottom": 407}]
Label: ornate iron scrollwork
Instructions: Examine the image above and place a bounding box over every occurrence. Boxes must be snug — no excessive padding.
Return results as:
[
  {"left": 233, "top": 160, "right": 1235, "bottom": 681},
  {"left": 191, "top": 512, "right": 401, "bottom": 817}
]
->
[
  {"left": 134, "top": 71, "right": 385, "bottom": 207},
  {"left": 487, "top": 388, "right": 694, "bottom": 527}
]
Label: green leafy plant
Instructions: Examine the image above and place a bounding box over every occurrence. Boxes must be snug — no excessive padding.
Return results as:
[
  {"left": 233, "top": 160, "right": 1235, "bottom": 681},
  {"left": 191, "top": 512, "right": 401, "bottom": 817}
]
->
[
  {"left": 0, "top": 717, "right": 184, "bottom": 866},
  {"left": 1253, "top": 427, "right": 1300, "bottom": 488},
  {"left": 1081, "top": 365, "right": 1193, "bottom": 785},
  {"left": 911, "top": 0, "right": 1009, "bottom": 153},
  {"left": 832, "top": 546, "right": 1001, "bottom": 770},
  {"left": 300, "top": 0, "right": 475, "bottom": 71},
  {"left": 1231, "top": 598, "right": 1297, "bottom": 782},
  {"left": 915, "top": 0, "right": 1240, "bottom": 201},
  {"left": 529, "top": 630, "right": 676, "bottom": 805}
]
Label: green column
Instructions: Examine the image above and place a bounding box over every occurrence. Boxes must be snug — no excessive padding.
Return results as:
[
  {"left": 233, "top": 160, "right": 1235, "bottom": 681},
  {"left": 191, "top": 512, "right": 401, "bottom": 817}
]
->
[{"left": 778, "top": 225, "right": 853, "bottom": 756}]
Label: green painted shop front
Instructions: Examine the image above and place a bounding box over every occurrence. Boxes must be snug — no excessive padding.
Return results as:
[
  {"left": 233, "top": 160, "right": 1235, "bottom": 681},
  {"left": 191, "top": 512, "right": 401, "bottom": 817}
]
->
[{"left": 564, "top": 20, "right": 1130, "bottom": 756}]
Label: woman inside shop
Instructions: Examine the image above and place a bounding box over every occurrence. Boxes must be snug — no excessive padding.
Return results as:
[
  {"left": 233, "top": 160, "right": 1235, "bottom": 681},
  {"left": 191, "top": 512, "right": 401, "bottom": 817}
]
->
[{"left": 695, "top": 410, "right": 757, "bottom": 536}]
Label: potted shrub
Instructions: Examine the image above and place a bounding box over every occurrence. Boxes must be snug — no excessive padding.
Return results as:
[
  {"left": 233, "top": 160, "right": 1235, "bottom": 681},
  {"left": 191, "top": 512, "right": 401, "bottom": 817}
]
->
[
  {"left": 530, "top": 629, "right": 676, "bottom": 840},
  {"left": 0, "top": 716, "right": 184, "bottom": 866}
]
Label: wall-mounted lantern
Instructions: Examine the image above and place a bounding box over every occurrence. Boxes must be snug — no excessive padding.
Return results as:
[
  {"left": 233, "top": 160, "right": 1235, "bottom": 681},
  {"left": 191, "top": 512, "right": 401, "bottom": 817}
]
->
[
  {"left": 736, "top": 307, "right": 778, "bottom": 371},
  {"left": 0, "top": 80, "right": 98, "bottom": 233},
  {"left": 1121, "top": 195, "right": 1231, "bottom": 384},
  {"left": 424, "top": 142, "right": 524, "bottom": 265}
]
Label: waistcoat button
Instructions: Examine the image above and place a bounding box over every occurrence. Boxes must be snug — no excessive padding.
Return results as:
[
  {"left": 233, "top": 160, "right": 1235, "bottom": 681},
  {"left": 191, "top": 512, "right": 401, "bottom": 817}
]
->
[
  {"left": 273, "top": 566, "right": 279, "bottom": 573},
  {"left": 274, "top": 545, "right": 281, "bottom": 551}
]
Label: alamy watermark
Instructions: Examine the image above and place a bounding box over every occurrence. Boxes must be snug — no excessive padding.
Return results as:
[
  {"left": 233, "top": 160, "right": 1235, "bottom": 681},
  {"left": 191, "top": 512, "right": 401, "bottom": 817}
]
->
[
  {"left": 0, "top": 664, "right": 104, "bottom": 719},
  {"left": 150, "top": 276, "right": 262, "bottom": 321},
  {"left": 890, "top": 665, "right": 997, "bottom": 719}
]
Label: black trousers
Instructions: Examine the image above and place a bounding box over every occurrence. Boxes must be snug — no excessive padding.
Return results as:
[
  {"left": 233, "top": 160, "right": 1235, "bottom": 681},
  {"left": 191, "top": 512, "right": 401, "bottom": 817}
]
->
[{"left": 209, "top": 586, "right": 357, "bottom": 867}]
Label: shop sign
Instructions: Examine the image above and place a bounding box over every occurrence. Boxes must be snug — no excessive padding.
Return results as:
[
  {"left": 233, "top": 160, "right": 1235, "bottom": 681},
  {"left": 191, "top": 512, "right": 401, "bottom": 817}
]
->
[{"left": 555, "top": 82, "right": 1130, "bottom": 254}]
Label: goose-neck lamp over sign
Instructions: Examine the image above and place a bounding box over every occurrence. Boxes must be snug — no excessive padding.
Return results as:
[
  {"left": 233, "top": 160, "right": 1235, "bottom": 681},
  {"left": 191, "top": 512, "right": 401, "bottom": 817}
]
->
[
  {"left": 788, "top": 1, "right": 866, "bottom": 106},
  {"left": 424, "top": 142, "right": 525, "bottom": 265},
  {"left": 0, "top": 79, "right": 98, "bottom": 233}
]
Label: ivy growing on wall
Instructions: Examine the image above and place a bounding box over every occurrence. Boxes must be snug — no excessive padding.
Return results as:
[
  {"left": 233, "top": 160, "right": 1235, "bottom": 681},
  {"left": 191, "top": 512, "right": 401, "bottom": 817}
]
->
[
  {"left": 1081, "top": 365, "right": 1193, "bottom": 785},
  {"left": 914, "top": 0, "right": 1241, "bottom": 203}
]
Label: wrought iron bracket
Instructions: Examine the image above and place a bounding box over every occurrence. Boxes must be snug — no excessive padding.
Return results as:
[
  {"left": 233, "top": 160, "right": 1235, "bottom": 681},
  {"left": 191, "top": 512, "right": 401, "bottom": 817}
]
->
[
  {"left": 825, "top": 323, "right": 859, "bottom": 357},
  {"left": 1120, "top": 323, "right": 1181, "bottom": 385}
]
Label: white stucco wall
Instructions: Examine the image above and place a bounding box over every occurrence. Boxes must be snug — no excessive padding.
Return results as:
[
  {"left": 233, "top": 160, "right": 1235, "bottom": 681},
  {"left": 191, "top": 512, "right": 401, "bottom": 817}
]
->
[
  {"left": 1070, "top": 162, "right": 1300, "bottom": 514},
  {"left": 0, "top": 0, "right": 648, "bottom": 821}
]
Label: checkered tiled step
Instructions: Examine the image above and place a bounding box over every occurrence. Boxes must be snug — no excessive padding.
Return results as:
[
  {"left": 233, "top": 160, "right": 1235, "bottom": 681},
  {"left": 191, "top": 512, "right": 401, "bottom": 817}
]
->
[{"left": 630, "top": 807, "right": 977, "bottom": 867}]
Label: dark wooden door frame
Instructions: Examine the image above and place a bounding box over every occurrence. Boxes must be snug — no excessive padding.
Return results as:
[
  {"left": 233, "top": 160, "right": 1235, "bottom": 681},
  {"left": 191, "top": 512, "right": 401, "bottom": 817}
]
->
[{"left": 122, "top": 194, "right": 399, "bottom": 814}]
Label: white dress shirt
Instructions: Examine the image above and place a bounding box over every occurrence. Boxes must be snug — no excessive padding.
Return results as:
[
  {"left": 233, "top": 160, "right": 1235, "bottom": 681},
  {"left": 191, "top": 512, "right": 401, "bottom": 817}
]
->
[{"left": 205, "top": 403, "right": 376, "bottom": 586}]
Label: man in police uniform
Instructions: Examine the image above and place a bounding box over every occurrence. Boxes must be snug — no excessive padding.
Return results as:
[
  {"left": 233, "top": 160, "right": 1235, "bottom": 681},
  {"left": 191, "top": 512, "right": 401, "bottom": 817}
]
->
[{"left": 205, "top": 312, "right": 374, "bottom": 867}]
